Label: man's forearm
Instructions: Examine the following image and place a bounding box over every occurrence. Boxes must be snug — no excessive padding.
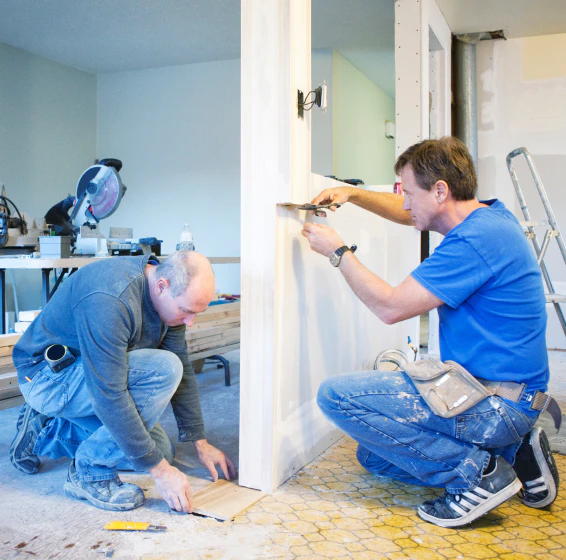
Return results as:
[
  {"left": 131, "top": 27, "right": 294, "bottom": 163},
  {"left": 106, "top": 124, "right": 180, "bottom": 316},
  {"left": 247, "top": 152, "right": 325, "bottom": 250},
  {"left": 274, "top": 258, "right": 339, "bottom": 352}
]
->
[
  {"left": 348, "top": 189, "right": 412, "bottom": 225},
  {"left": 337, "top": 251, "right": 398, "bottom": 323},
  {"left": 337, "top": 252, "right": 441, "bottom": 324}
]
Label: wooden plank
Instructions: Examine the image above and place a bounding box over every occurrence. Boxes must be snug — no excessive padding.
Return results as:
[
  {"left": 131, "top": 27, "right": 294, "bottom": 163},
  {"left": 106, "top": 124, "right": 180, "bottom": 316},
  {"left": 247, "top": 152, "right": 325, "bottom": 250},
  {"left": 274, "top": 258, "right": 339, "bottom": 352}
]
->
[
  {"left": 200, "top": 302, "right": 240, "bottom": 315},
  {"left": 0, "top": 333, "right": 21, "bottom": 347},
  {"left": 193, "top": 310, "right": 240, "bottom": 324},
  {"left": 190, "top": 343, "right": 240, "bottom": 361},
  {"left": 0, "top": 371, "right": 18, "bottom": 390},
  {"left": 192, "top": 479, "right": 266, "bottom": 521},
  {"left": 188, "top": 316, "right": 240, "bottom": 330},
  {"left": 188, "top": 336, "right": 240, "bottom": 354},
  {"left": 0, "top": 355, "right": 14, "bottom": 366},
  {"left": 0, "top": 345, "right": 14, "bottom": 357},
  {"left": 0, "top": 364, "right": 16, "bottom": 376},
  {"left": 187, "top": 335, "right": 223, "bottom": 352},
  {"left": 0, "top": 395, "right": 24, "bottom": 410},
  {"left": 186, "top": 323, "right": 240, "bottom": 340},
  {"left": 187, "top": 327, "right": 240, "bottom": 346}
]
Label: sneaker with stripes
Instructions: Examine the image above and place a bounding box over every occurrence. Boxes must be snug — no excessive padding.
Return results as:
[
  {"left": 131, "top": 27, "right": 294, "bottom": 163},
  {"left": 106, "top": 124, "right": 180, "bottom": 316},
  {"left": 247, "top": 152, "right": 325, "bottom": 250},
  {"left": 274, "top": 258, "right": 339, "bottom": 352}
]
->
[
  {"left": 514, "top": 427, "right": 559, "bottom": 508},
  {"left": 417, "top": 457, "right": 521, "bottom": 528}
]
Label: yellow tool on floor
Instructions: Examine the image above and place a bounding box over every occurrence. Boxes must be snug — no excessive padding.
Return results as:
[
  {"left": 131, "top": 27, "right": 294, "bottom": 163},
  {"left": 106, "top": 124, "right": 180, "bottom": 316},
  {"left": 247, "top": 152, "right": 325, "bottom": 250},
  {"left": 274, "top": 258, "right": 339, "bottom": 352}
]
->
[{"left": 104, "top": 521, "right": 167, "bottom": 532}]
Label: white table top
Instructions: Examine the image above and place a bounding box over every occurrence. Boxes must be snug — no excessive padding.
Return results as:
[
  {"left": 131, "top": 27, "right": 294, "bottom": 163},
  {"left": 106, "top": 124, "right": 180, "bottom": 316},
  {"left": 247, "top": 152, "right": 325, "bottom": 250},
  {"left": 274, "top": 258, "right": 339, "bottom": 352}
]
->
[{"left": 0, "top": 255, "right": 240, "bottom": 269}]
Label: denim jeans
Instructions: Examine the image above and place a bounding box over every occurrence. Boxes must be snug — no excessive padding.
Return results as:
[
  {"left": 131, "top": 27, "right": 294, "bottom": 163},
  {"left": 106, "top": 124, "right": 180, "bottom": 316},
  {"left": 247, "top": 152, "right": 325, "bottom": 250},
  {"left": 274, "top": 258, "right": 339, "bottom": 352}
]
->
[
  {"left": 20, "top": 349, "right": 182, "bottom": 481},
  {"left": 317, "top": 369, "right": 538, "bottom": 493}
]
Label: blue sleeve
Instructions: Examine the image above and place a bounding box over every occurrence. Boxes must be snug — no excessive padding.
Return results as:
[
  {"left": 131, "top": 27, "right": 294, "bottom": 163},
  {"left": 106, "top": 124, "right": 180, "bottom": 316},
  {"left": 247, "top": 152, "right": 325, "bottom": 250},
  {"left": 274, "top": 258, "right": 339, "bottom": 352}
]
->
[{"left": 411, "top": 235, "right": 493, "bottom": 308}]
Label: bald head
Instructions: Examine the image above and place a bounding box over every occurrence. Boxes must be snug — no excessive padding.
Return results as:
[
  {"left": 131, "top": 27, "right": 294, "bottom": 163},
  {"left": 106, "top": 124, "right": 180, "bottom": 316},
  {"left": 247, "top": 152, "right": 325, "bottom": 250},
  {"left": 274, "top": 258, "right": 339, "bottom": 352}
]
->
[{"left": 154, "top": 251, "right": 215, "bottom": 299}]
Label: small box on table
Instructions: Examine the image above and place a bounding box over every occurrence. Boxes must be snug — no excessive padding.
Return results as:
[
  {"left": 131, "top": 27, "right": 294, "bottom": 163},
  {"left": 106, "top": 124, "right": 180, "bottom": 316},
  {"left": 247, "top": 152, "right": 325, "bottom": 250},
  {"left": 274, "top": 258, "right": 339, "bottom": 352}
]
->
[{"left": 39, "top": 236, "right": 71, "bottom": 258}]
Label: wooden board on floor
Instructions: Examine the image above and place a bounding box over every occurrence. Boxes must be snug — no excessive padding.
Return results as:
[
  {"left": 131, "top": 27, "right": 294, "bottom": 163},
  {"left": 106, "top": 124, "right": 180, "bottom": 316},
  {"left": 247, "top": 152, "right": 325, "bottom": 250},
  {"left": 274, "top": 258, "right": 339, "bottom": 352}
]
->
[
  {"left": 192, "top": 479, "right": 266, "bottom": 521},
  {"left": 0, "top": 334, "right": 21, "bottom": 347}
]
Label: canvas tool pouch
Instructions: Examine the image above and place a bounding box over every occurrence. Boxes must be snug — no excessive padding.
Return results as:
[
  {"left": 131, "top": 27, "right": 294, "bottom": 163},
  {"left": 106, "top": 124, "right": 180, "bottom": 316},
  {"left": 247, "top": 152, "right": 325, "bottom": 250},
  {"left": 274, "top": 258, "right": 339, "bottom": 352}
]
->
[{"left": 402, "top": 357, "right": 492, "bottom": 418}]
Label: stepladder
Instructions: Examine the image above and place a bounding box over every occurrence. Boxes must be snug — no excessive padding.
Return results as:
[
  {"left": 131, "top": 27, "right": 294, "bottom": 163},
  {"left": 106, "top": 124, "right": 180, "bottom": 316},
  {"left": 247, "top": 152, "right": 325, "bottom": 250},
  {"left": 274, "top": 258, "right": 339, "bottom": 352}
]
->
[{"left": 506, "top": 147, "right": 566, "bottom": 338}]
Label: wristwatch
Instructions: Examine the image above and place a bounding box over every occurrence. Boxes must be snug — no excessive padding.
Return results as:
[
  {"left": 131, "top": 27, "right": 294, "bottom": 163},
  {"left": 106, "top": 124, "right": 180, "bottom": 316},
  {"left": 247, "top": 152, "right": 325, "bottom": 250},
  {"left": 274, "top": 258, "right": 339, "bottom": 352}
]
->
[{"left": 329, "top": 244, "right": 357, "bottom": 267}]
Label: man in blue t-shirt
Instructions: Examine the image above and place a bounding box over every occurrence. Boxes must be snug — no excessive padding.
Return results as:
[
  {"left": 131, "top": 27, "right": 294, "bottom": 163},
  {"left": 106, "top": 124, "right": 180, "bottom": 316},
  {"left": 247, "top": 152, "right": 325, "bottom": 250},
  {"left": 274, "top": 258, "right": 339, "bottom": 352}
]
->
[{"left": 302, "top": 137, "right": 559, "bottom": 528}]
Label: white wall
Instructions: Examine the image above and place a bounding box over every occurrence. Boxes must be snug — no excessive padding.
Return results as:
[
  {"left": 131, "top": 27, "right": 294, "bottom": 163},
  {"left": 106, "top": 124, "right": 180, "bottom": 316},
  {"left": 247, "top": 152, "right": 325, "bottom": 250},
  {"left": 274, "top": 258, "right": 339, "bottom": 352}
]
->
[
  {"left": 477, "top": 34, "right": 566, "bottom": 349},
  {"left": 0, "top": 42, "right": 97, "bottom": 311},
  {"left": 332, "top": 51, "right": 396, "bottom": 185},
  {"left": 97, "top": 60, "right": 241, "bottom": 294},
  {"left": 311, "top": 49, "right": 397, "bottom": 185},
  {"left": 311, "top": 50, "right": 334, "bottom": 177}
]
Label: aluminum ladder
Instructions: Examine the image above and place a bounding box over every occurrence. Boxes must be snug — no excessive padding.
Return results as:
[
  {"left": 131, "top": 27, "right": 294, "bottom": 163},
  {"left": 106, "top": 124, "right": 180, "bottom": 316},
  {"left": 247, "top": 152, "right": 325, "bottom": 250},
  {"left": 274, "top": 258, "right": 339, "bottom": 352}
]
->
[{"left": 506, "top": 147, "right": 566, "bottom": 337}]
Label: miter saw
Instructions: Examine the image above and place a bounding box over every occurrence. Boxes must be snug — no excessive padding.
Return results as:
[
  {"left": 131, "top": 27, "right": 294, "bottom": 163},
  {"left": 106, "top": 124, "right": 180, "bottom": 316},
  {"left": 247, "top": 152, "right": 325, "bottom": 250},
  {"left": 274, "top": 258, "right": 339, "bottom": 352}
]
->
[{"left": 46, "top": 158, "right": 127, "bottom": 256}]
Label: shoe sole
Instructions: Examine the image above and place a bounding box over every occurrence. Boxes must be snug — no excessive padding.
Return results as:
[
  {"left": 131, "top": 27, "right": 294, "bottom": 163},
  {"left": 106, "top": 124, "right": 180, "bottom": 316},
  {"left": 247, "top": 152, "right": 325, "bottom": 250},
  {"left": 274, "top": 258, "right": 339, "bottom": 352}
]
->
[
  {"left": 64, "top": 481, "right": 144, "bottom": 511},
  {"left": 522, "top": 427, "right": 558, "bottom": 508},
  {"left": 417, "top": 478, "right": 522, "bottom": 528},
  {"left": 9, "top": 405, "right": 39, "bottom": 475}
]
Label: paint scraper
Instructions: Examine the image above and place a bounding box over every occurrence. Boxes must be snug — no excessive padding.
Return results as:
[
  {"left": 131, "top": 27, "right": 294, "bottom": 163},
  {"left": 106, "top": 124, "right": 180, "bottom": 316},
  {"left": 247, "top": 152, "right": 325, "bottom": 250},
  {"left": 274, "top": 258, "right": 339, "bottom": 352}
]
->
[
  {"left": 277, "top": 202, "right": 341, "bottom": 217},
  {"left": 103, "top": 521, "right": 167, "bottom": 532}
]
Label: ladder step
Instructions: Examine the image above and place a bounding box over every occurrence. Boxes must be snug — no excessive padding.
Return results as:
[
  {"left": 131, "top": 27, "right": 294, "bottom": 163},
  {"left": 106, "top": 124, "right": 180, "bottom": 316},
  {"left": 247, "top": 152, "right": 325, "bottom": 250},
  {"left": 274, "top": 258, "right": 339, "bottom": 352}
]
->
[
  {"left": 546, "top": 293, "right": 566, "bottom": 303},
  {"left": 520, "top": 220, "right": 549, "bottom": 228}
]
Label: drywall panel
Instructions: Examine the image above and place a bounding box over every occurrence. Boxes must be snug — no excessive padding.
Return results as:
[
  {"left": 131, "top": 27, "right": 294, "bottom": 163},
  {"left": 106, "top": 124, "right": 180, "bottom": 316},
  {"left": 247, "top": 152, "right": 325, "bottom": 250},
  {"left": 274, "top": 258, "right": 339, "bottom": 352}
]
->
[
  {"left": 476, "top": 35, "right": 566, "bottom": 348},
  {"left": 395, "top": 0, "right": 452, "bottom": 356},
  {"left": 240, "top": 0, "right": 297, "bottom": 492},
  {"left": 273, "top": 175, "right": 421, "bottom": 486},
  {"left": 241, "top": 0, "right": 421, "bottom": 492},
  {"left": 97, "top": 60, "right": 241, "bottom": 294}
]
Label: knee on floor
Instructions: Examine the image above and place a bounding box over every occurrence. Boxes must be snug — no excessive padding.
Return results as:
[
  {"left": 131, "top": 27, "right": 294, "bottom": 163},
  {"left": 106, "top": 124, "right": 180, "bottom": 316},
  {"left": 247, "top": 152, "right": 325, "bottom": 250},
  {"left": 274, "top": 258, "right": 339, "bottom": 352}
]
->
[{"left": 356, "top": 444, "right": 389, "bottom": 474}]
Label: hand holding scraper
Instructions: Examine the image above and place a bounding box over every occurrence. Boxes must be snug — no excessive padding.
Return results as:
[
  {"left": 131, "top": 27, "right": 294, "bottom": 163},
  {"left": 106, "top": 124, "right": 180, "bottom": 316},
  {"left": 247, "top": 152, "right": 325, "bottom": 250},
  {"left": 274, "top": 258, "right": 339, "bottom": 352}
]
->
[{"left": 277, "top": 202, "right": 341, "bottom": 217}]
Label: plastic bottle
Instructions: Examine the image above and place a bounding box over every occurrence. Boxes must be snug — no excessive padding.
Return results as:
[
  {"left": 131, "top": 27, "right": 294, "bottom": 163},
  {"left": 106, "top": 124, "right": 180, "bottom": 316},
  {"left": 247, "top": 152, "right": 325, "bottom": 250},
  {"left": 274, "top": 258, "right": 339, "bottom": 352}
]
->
[{"left": 176, "top": 223, "right": 195, "bottom": 252}]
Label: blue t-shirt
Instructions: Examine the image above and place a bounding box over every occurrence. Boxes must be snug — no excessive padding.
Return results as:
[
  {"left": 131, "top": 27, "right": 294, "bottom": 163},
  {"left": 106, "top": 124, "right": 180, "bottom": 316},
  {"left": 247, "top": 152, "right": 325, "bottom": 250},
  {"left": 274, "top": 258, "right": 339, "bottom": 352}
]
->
[{"left": 411, "top": 199, "right": 548, "bottom": 393}]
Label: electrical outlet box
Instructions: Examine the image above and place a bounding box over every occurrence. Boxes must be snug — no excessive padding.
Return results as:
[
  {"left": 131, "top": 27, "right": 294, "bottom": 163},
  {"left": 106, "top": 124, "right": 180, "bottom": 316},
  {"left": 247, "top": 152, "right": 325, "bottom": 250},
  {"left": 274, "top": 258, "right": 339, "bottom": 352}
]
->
[
  {"left": 319, "top": 81, "right": 327, "bottom": 111},
  {"left": 297, "top": 90, "right": 304, "bottom": 118}
]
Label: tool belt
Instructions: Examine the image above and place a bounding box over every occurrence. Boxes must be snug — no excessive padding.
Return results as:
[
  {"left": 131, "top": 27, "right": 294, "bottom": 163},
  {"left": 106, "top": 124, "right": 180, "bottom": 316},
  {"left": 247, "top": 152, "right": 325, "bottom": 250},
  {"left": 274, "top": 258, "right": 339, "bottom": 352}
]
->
[
  {"left": 479, "top": 379, "right": 562, "bottom": 430},
  {"left": 392, "top": 355, "right": 563, "bottom": 429}
]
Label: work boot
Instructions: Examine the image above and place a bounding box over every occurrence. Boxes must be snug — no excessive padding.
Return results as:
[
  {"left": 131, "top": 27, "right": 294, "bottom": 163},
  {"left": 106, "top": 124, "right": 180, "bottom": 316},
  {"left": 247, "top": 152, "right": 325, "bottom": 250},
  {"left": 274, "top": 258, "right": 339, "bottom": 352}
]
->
[
  {"left": 9, "top": 403, "right": 49, "bottom": 474},
  {"left": 514, "top": 427, "right": 559, "bottom": 508},
  {"left": 417, "top": 457, "right": 521, "bottom": 528},
  {"left": 64, "top": 460, "right": 145, "bottom": 511}
]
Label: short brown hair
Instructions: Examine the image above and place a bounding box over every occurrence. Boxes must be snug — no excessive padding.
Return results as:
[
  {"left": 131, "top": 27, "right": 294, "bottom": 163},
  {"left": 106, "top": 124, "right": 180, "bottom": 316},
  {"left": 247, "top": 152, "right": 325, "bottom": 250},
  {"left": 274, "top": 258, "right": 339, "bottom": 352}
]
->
[{"left": 394, "top": 137, "right": 477, "bottom": 201}]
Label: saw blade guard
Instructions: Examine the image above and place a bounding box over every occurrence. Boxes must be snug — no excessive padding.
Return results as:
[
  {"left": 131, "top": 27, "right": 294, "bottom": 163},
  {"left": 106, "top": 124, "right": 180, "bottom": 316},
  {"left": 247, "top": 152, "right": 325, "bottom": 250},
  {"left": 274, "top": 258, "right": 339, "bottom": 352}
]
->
[{"left": 73, "top": 164, "right": 126, "bottom": 225}]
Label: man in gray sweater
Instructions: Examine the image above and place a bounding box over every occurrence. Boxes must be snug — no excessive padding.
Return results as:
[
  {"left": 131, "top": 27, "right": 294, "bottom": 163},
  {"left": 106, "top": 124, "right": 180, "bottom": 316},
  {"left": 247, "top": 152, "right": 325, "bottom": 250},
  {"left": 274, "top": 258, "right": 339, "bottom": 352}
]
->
[{"left": 9, "top": 251, "right": 235, "bottom": 512}]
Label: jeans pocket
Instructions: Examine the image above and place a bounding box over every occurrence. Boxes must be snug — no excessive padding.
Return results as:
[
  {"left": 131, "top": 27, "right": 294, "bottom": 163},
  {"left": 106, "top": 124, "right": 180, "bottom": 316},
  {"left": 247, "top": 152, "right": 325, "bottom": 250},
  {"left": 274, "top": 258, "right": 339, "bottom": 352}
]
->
[
  {"left": 456, "top": 396, "right": 532, "bottom": 449},
  {"left": 26, "top": 367, "right": 69, "bottom": 417}
]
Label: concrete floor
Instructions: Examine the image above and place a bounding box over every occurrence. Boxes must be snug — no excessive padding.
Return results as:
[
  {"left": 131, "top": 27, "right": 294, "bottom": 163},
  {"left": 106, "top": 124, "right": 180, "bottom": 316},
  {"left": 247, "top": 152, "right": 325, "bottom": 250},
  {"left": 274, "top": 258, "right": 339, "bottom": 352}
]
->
[{"left": 1, "top": 350, "right": 566, "bottom": 559}]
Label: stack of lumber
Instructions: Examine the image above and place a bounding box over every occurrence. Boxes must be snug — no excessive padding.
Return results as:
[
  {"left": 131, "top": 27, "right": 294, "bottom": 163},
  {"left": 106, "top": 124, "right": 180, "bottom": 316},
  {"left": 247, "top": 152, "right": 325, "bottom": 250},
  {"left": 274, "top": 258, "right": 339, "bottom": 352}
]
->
[
  {"left": 0, "top": 333, "right": 23, "bottom": 410},
  {"left": 186, "top": 301, "right": 240, "bottom": 361}
]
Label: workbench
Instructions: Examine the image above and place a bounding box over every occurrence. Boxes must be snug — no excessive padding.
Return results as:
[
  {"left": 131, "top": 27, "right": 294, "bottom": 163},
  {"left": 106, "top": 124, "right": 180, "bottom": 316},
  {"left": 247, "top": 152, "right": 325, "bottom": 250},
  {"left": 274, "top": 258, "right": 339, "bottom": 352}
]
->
[
  {"left": 0, "top": 255, "right": 241, "bottom": 409},
  {"left": 0, "top": 255, "right": 240, "bottom": 334}
]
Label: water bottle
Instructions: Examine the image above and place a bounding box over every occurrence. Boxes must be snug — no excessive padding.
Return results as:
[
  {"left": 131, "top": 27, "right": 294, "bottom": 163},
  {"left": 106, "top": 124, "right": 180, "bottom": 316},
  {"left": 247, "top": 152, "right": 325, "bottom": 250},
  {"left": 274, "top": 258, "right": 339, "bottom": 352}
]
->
[{"left": 176, "top": 223, "right": 195, "bottom": 252}]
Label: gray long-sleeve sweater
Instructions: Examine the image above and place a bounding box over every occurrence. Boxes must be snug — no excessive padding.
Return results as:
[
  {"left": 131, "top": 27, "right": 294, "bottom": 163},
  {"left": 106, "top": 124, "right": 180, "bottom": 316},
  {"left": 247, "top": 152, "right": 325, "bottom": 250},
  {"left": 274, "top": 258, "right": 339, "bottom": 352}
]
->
[{"left": 13, "top": 255, "right": 205, "bottom": 470}]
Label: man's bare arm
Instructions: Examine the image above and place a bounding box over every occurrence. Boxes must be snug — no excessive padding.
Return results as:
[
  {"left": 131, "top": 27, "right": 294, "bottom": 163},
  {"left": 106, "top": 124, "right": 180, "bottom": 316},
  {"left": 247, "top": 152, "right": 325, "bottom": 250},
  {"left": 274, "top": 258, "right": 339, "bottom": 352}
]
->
[
  {"left": 311, "top": 186, "right": 412, "bottom": 226},
  {"left": 337, "top": 251, "right": 442, "bottom": 324},
  {"left": 301, "top": 222, "right": 442, "bottom": 323}
]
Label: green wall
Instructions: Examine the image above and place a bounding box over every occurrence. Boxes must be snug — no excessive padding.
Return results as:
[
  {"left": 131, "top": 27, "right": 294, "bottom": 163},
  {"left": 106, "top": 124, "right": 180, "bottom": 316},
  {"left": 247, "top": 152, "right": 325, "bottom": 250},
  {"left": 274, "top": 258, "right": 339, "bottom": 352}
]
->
[{"left": 332, "top": 51, "right": 395, "bottom": 186}]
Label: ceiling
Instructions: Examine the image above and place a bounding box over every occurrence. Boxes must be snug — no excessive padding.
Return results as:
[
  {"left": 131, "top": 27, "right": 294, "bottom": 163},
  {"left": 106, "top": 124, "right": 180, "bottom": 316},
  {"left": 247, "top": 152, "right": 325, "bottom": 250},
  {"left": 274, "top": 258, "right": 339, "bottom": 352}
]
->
[
  {"left": 1, "top": 0, "right": 566, "bottom": 100},
  {"left": 435, "top": 0, "right": 566, "bottom": 39}
]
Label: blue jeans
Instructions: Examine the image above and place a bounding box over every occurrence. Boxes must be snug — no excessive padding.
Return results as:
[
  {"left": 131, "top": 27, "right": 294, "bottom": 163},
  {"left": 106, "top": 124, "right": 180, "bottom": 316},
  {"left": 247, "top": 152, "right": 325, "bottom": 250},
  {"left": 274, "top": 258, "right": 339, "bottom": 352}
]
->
[
  {"left": 317, "top": 370, "right": 538, "bottom": 493},
  {"left": 20, "top": 349, "right": 182, "bottom": 481}
]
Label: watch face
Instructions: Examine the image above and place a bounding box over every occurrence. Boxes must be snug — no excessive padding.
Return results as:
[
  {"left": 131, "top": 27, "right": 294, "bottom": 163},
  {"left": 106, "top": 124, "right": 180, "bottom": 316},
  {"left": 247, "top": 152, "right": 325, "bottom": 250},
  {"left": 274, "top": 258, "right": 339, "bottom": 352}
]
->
[{"left": 329, "top": 252, "right": 340, "bottom": 267}]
